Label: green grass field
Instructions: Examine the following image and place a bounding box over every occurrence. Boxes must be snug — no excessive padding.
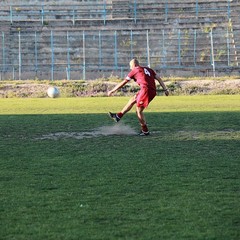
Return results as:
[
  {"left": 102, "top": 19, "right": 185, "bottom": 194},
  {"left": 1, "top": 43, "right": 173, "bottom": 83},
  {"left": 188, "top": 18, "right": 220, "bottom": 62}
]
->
[{"left": 0, "top": 95, "right": 240, "bottom": 240}]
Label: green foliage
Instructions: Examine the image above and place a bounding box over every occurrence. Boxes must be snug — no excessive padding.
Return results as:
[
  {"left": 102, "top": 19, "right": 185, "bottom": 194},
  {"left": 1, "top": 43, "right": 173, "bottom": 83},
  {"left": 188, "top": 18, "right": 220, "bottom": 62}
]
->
[
  {"left": 120, "top": 38, "right": 137, "bottom": 48},
  {"left": 43, "top": 21, "right": 49, "bottom": 26},
  {"left": 0, "top": 78, "right": 239, "bottom": 98},
  {"left": 215, "top": 49, "right": 226, "bottom": 61},
  {"left": 202, "top": 23, "right": 217, "bottom": 33}
]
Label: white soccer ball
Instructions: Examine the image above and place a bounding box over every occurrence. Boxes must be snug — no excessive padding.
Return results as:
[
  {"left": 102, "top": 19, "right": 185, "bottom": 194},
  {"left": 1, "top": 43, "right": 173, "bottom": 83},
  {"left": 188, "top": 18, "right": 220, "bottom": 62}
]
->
[{"left": 47, "top": 86, "right": 60, "bottom": 98}]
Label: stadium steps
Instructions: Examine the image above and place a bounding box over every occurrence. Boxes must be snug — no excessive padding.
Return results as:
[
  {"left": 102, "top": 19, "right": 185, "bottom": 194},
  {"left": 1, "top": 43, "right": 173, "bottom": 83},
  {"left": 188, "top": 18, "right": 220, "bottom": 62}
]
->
[
  {"left": 229, "top": 1, "right": 240, "bottom": 66},
  {"left": 7, "top": 16, "right": 230, "bottom": 33},
  {"left": 0, "top": 1, "right": 234, "bottom": 32},
  {"left": 1, "top": 0, "right": 239, "bottom": 79}
]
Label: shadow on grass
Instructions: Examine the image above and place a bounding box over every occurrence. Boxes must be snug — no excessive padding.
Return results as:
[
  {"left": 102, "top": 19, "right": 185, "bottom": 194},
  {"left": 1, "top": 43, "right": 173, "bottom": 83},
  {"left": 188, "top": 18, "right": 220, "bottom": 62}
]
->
[
  {"left": 0, "top": 111, "right": 239, "bottom": 138},
  {"left": 0, "top": 111, "right": 240, "bottom": 240}
]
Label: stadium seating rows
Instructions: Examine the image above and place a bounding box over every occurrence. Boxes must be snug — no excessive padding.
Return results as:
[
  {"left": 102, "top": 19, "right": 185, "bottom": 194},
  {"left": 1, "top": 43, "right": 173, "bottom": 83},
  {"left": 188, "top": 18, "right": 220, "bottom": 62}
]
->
[{"left": 0, "top": 0, "right": 239, "bottom": 79}]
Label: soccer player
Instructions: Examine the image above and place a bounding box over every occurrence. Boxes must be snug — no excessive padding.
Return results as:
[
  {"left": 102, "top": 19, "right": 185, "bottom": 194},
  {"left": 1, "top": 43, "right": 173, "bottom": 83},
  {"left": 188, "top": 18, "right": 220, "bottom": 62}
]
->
[{"left": 108, "top": 58, "right": 169, "bottom": 136}]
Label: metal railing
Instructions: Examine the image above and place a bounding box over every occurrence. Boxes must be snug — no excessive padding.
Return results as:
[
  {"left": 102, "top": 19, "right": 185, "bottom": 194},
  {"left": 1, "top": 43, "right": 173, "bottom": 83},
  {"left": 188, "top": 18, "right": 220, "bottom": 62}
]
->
[
  {"left": 1, "top": 27, "right": 239, "bottom": 80},
  {"left": 0, "top": 0, "right": 239, "bottom": 79}
]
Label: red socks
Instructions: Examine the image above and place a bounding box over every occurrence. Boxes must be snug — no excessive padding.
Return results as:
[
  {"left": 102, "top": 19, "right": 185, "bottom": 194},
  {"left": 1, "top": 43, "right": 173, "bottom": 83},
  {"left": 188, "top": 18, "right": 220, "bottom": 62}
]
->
[
  {"left": 116, "top": 112, "right": 148, "bottom": 132},
  {"left": 141, "top": 124, "right": 149, "bottom": 132},
  {"left": 117, "top": 112, "right": 123, "bottom": 118}
]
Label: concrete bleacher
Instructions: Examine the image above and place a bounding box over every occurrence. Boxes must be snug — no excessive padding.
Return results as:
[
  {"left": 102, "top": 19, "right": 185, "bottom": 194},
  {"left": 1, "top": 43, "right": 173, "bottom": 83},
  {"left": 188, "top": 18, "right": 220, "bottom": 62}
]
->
[
  {"left": 1, "top": 1, "right": 237, "bottom": 30},
  {"left": 0, "top": 0, "right": 239, "bottom": 80}
]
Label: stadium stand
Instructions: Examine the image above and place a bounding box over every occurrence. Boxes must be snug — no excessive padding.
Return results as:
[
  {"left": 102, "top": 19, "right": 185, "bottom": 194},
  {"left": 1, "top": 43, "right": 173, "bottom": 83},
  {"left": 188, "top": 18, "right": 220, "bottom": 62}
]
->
[{"left": 0, "top": 0, "right": 239, "bottom": 80}]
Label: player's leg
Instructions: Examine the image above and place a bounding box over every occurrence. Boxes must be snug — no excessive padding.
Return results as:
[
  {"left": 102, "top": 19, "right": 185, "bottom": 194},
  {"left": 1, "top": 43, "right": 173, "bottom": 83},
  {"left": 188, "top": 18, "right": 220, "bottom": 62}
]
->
[
  {"left": 135, "top": 88, "right": 150, "bottom": 135},
  {"left": 120, "top": 95, "right": 137, "bottom": 115},
  {"left": 108, "top": 95, "right": 136, "bottom": 122},
  {"left": 136, "top": 106, "right": 149, "bottom": 135}
]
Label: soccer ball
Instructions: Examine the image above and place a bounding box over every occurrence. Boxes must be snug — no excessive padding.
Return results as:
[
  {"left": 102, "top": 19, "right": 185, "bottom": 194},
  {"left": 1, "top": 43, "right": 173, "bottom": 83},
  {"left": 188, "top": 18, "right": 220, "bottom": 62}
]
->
[{"left": 47, "top": 86, "right": 60, "bottom": 98}]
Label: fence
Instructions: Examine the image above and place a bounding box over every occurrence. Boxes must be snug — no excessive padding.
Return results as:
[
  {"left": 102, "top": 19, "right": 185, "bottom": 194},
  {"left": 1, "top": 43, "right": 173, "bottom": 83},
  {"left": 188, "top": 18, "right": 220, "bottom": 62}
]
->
[
  {"left": 0, "top": 0, "right": 239, "bottom": 79},
  {"left": 1, "top": 27, "right": 239, "bottom": 80}
]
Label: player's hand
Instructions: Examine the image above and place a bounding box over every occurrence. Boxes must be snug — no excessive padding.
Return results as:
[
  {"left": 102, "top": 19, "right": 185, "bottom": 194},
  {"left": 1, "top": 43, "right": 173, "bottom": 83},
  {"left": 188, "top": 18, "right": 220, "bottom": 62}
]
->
[
  {"left": 108, "top": 90, "right": 114, "bottom": 96},
  {"left": 164, "top": 89, "right": 169, "bottom": 96}
]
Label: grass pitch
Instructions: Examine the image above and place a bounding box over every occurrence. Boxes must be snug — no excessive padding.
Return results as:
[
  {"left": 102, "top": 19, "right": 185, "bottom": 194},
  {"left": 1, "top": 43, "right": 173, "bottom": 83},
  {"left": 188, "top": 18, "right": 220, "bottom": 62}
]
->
[{"left": 0, "top": 95, "right": 240, "bottom": 240}]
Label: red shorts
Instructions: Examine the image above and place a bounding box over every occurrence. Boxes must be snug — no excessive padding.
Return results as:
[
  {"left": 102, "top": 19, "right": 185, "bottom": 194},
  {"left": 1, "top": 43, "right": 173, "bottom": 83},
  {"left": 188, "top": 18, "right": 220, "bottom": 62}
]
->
[{"left": 136, "top": 87, "right": 156, "bottom": 108}]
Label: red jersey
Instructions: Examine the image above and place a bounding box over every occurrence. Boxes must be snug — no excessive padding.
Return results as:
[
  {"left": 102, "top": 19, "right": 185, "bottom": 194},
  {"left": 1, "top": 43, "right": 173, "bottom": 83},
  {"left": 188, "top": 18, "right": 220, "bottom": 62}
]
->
[
  {"left": 126, "top": 66, "right": 157, "bottom": 108},
  {"left": 126, "top": 66, "right": 157, "bottom": 92}
]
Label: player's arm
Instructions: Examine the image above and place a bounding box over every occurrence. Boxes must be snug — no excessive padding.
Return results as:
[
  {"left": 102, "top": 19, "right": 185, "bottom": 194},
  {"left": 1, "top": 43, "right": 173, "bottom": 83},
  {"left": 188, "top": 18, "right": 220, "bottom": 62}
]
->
[
  {"left": 108, "top": 79, "right": 129, "bottom": 96},
  {"left": 155, "top": 74, "right": 169, "bottom": 96}
]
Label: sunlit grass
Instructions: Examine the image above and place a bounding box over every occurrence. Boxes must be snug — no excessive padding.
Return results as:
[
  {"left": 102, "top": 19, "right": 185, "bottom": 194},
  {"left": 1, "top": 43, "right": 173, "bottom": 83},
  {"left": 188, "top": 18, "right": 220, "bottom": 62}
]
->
[{"left": 0, "top": 95, "right": 240, "bottom": 115}]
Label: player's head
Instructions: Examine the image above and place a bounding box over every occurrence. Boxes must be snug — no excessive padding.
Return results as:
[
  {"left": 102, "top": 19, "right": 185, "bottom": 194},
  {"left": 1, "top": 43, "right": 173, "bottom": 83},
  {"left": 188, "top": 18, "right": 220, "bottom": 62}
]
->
[{"left": 129, "top": 58, "right": 139, "bottom": 69}]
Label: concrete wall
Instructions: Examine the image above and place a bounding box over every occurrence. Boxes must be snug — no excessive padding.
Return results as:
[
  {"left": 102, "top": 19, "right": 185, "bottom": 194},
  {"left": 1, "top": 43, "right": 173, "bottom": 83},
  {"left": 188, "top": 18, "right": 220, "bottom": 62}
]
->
[{"left": 0, "top": 0, "right": 239, "bottom": 79}]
